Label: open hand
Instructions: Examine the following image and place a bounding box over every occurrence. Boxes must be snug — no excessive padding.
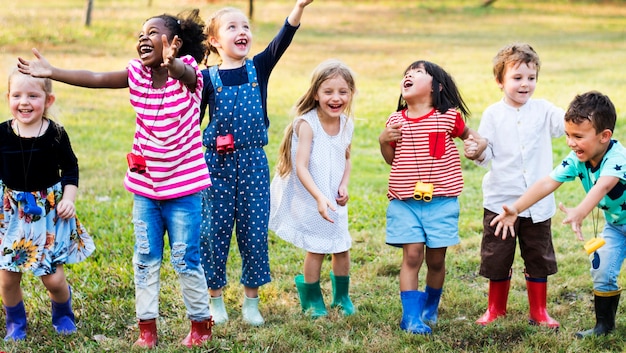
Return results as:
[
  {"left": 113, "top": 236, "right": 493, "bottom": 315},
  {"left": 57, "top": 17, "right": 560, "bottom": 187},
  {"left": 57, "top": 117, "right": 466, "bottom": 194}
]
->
[
  {"left": 559, "top": 202, "right": 585, "bottom": 241},
  {"left": 17, "top": 48, "right": 53, "bottom": 77},
  {"left": 489, "top": 205, "right": 519, "bottom": 240}
]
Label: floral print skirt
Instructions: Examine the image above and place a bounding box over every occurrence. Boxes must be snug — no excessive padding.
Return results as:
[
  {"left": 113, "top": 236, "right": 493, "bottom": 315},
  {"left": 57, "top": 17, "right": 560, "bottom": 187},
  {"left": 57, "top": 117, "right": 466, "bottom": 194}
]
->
[{"left": 0, "top": 182, "right": 95, "bottom": 276}]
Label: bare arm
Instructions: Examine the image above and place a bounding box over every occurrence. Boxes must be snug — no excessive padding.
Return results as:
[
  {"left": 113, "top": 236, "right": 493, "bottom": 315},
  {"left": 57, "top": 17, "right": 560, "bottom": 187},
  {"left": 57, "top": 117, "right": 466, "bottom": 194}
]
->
[
  {"left": 490, "top": 175, "right": 562, "bottom": 239},
  {"left": 559, "top": 176, "right": 619, "bottom": 240},
  {"left": 294, "top": 120, "right": 336, "bottom": 223},
  {"left": 56, "top": 184, "right": 77, "bottom": 220},
  {"left": 379, "top": 122, "right": 402, "bottom": 165},
  {"left": 336, "top": 144, "right": 351, "bottom": 207},
  {"left": 18, "top": 48, "right": 128, "bottom": 88},
  {"left": 160, "top": 35, "right": 197, "bottom": 90},
  {"left": 287, "top": 0, "right": 314, "bottom": 26},
  {"left": 460, "top": 127, "right": 488, "bottom": 160}
]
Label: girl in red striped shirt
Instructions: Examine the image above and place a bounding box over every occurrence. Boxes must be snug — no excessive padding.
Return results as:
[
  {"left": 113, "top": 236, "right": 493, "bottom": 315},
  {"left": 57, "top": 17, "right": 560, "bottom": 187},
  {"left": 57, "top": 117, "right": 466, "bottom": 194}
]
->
[{"left": 379, "top": 60, "right": 486, "bottom": 334}]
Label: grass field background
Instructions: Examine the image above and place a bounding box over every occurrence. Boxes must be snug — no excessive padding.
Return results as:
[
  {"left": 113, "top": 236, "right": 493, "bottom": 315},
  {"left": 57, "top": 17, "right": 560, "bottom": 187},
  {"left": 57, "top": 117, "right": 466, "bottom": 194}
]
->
[{"left": 1, "top": 0, "right": 626, "bottom": 352}]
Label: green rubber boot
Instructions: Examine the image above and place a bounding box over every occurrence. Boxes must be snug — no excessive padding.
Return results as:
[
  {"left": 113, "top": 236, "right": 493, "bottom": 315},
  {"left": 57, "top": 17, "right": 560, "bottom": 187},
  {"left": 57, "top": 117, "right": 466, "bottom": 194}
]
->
[
  {"left": 330, "top": 271, "right": 355, "bottom": 316},
  {"left": 294, "top": 275, "right": 328, "bottom": 319}
]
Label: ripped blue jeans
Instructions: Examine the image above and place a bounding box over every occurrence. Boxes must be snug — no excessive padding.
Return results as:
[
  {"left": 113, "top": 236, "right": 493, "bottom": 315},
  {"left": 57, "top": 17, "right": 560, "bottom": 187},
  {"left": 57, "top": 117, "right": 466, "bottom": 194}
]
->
[{"left": 132, "top": 193, "right": 210, "bottom": 322}]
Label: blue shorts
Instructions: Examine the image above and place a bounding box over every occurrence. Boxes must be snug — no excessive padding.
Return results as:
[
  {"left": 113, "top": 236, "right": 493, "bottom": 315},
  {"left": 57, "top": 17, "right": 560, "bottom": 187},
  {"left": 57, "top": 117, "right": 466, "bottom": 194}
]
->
[{"left": 386, "top": 197, "right": 460, "bottom": 248}]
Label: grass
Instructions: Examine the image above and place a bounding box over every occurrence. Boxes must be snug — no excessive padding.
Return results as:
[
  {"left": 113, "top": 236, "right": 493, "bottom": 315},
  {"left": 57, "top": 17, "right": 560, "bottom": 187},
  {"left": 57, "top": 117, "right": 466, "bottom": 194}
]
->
[{"left": 1, "top": 0, "right": 626, "bottom": 352}]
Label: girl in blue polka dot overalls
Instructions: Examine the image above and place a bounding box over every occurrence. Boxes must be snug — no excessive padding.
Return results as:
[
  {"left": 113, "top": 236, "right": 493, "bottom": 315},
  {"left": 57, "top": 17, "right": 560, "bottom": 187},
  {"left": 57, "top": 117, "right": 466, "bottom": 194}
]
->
[{"left": 199, "top": 0, "right": 313, "bottom": 326}]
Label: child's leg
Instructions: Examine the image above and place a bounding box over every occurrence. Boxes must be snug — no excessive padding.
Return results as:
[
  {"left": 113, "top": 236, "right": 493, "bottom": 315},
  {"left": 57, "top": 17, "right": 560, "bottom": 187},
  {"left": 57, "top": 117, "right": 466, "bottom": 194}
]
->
[
  {"left": 399, "top": 243, "right": 431, "bottom": 334},
  {"left": 330, "top": 251, "right": 355, "bottom": 315},
  {"left": 41, "top": 266, "right": 76, "bottom": 334},
  {"left": 424, "top": 247, "right": 447, "bottom": 289},
  {"left": 577, "top": 223, "right": 626, "bottom": 337},
  {"left": 0, "top": 270, "right": 23, "bottom": 306},
  {"left": 295, "top": 252, "right": 328, "bottom": 319},
  {"left": 132, "top": 195, "right": 166, "bottom": 321},
  {"left": 0, "top": 270, "right": 27, "bottom": 340},
  {"left": 331, "top": 251, "right": 350, "bottom": 277},
  {"left": 476, "top": 209, "right": 516, "bottom": 325},
  {"left": 518, "top": 216, "right": 559, "bottom": 327},
  {"left": 163, "top": 194, "right": 213, "bottom": 347},
  {"left": 400, "top": 243, "right": 424, "bottom": 291},
  {"left": 41, "top": 265, "right": 70, "bottom": 303},
  {"left": 131, "top": 195, "right": 165, "bottom": 348},
  {"left": 422, "top": 247, "right": 447, "bottom": 324},
  {"left": 304, "top": 252, "right": 325, "bottom": 282}
]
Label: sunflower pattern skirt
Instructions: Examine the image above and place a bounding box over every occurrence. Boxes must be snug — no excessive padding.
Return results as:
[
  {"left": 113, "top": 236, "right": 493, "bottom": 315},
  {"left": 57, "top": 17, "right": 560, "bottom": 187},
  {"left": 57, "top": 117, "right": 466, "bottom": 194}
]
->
[{"left": 0, "top": 182, "right": 95, "bottom": 276}]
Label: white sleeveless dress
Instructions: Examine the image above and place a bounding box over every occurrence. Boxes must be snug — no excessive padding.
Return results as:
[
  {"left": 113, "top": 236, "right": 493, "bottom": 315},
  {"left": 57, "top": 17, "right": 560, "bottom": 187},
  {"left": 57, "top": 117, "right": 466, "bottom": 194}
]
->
[{"left": 269, "top": 109, "right": 353, "bottom": 254}]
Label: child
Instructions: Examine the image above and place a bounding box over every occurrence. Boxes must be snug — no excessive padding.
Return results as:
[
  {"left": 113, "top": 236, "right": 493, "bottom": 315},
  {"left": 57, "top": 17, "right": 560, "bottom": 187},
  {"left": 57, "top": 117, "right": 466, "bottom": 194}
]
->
[
  {"left": 378, "top": 60, "right": 487, "bottom": 334},
  {"left": 199, "top": 0, "right": 313, "bottom": 326},
  {"left": 0, "top": 69, "right": 95, "bottom": 341},
  {"left": 491, "top": 91, "right": 623, "bottom": 338},
  {"left": 467, "top": 43, "right": 565, "bottom": 328},
  {"left": 18, "top": 9, "right": 213, "bottom": 348},
  {"left": 269, "top": 59, "right": 356, "bottom": 319}
]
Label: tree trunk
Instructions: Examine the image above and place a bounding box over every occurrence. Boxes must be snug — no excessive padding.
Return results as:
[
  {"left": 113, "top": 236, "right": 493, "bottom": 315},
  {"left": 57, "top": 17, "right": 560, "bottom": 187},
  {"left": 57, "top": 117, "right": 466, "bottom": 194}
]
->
[
  {"left": 84, "top": 0, "right": 93, "bottom": 26},
  {"left": 249, "top": 0, "right": 254, "bottom": 20}
]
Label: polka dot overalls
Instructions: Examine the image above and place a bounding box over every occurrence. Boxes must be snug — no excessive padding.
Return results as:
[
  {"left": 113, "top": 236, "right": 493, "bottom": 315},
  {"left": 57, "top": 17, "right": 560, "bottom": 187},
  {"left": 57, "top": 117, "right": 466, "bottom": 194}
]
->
[{"left": 200, "top": 60, "right": 271, "bottom": 289}]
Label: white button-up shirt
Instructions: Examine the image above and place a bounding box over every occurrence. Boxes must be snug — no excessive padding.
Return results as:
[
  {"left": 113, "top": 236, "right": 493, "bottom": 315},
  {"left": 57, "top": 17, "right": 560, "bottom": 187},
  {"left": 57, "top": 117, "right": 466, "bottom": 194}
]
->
[{"left": 475, "top": 98, "right": 565, "bottom": 223}]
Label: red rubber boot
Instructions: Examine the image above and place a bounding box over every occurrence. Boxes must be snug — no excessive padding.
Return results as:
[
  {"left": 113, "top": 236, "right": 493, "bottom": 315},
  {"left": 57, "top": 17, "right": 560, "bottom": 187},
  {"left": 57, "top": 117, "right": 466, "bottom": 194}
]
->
[
  {"left": 526, "top": 276, "right": 560, "bottom": 328},
  {"left": 182, "top": 318, "right": 213, "bottom": 347},
  {"left": 476, "top": 277, "right": 511, "bottom": 325},
  {"left": 133, "top": 319, "right": 157, "bottom": 348}
]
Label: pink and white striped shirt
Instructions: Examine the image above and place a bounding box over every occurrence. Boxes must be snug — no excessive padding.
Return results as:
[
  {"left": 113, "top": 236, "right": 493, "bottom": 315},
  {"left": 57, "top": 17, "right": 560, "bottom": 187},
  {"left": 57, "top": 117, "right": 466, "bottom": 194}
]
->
[
  {"left": 124, "top": 55, "right": 211, "bottom": 200},
  {"left": 385, "top": 108, "right": 466, "bottom": 200}
]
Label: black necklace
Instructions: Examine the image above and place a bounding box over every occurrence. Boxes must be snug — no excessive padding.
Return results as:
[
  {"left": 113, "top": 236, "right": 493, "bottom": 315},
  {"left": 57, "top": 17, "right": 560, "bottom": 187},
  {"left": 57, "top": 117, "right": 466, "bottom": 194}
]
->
[{"left": 15, "top": 119, "right": 45, "bottom": 189}]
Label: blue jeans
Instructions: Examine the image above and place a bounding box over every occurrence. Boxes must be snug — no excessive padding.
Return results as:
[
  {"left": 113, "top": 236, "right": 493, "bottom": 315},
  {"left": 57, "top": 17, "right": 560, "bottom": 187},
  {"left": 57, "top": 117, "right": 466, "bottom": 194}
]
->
[
  {"left": 591, "top": 222, "right": 626, "bottom": 292},
  {"left": 132, "top": 193, "right": 210, "bottom": 321}
]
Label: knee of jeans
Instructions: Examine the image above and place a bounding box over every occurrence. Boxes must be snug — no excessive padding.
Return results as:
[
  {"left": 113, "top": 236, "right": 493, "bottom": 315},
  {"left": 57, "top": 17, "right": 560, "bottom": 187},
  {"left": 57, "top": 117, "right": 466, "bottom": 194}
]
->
[
  {"left": 171, "top": 242, "right": 194, "bottom": 275},
  {"left": 134, "top": 220, "right": 150, "bottom": 255},
  {"left": 134, "top": 261, "right": 155, "bottom": 289}
]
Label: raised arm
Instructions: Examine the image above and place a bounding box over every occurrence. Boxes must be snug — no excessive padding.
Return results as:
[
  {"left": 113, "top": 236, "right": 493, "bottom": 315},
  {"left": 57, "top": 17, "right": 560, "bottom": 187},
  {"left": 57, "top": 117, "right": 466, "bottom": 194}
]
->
[
  {"left": 287, "top": 0, "right": 314, "bottom": 27},
  {"left": 18, "top": 48, "right": 128, "bottom": 89}
]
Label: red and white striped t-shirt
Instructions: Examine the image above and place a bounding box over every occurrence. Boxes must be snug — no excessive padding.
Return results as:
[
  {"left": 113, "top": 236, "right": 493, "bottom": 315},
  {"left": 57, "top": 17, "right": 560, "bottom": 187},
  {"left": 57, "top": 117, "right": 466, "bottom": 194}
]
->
[
  {"left": 123, "top": 55, "right": 211, "bottom": 200},
  {"left": 385, "top": 108, "right": 466, "bottom": 200}
]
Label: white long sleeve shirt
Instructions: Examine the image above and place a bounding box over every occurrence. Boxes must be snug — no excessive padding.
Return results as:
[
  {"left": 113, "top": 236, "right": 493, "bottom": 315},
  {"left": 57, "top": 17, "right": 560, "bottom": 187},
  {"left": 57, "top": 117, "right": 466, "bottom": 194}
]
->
[{"left": 475, "top": 98, "right": 565, "bottom": 223}]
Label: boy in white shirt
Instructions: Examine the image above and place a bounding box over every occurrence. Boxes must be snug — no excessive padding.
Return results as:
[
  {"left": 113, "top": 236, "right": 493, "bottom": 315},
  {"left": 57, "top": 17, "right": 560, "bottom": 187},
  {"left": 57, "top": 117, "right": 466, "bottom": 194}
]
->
[{"left": 467, "top": 42, "right": 565, "bottom": 328}]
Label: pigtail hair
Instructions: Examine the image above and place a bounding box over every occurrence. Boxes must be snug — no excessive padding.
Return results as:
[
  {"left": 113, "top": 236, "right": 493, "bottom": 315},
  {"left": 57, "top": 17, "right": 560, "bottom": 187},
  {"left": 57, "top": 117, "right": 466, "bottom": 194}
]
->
[
  {"left": 176, "top": 9, "right": 207, "bottom": 63},
  {"left": 275, "top": 123, "right": 295, "bottom": 177}
]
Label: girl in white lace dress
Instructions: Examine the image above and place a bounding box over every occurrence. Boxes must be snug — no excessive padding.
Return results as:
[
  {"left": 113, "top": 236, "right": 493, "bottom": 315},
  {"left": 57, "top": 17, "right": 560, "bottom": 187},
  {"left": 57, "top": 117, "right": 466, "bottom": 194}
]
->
[{"left": 270, "top": 59, "right": 356, "bottom": 318}]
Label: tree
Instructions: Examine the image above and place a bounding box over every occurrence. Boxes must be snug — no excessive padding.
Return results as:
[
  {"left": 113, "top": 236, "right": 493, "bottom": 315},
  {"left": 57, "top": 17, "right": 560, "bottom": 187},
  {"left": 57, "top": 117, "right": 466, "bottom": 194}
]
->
[{"left": 84, "top": 0, "right": 93, "bottom": 26}]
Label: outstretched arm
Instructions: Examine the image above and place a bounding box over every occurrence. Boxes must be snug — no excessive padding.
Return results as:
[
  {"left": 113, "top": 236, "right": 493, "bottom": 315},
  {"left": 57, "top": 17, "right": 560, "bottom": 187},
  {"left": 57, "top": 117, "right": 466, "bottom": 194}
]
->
[
  {"left": 18, "top": 48, "right": 128, "bottom": 89},
  {"left": 490, "top": 175, "right": 562, "bottom": 239},
  {"left": 287, "top": 0, "right": 314, "bottom": 26},
  {"left": 559, "top": 175, "right": 619, "bottom": 240}
]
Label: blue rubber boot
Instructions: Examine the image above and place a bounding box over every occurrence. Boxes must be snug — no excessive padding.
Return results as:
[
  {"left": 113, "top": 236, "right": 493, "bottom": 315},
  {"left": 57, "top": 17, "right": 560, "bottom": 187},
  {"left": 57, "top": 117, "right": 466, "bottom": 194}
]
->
[
  {"left": 51, "top": 287, "right": 76, "bottom": 334},
  {"left": 294, "top": 275, "right": 328, "bottom": 319},
  {"left": 4, "top": 301, "right": 27, "bottom": 341},
  {"left": 422, "top": 285, "right": 443, "bottom": 325},
  {"left": 330, "top": 271, "right": 355, "bottom": 316},
  {"left": 400, "top": 290, "right": 432, "bottom": 335}
]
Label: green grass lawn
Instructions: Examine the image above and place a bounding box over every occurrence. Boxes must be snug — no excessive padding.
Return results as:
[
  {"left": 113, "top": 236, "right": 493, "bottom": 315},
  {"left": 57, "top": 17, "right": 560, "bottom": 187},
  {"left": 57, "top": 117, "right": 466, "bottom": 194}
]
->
[{"left": 1, "top": 0, "right": 626, "bottom": 352}]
